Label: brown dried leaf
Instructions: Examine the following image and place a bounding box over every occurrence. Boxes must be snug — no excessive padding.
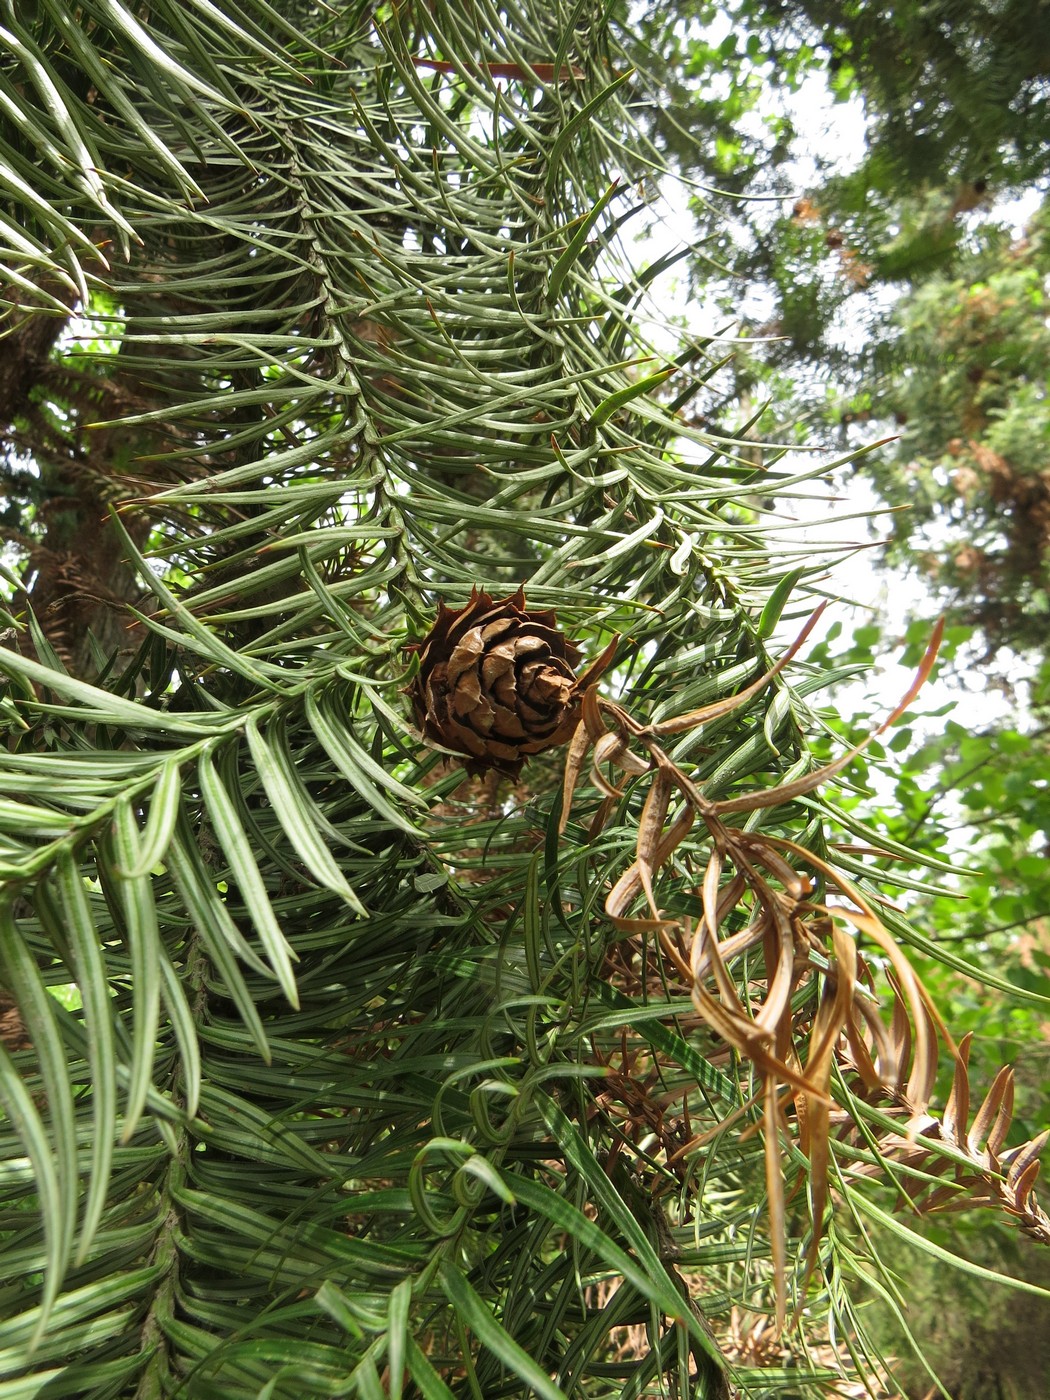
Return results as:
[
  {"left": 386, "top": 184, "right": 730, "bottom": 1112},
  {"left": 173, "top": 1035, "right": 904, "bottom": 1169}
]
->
[
  {"left": 841, "top": 1001, "right": 884, "bottom": 1092},
  {"left": 905, "top": 1002, "right": 939, "bottom": 1114},
  {"left": 574, "top": 634, "right": 620, "bottom": 692},
  {"left": 752, "top": 899, "right": 797, "bottom": 1038},
  {"left": 559, "top": 708, "right": 599, "bottom": 834},
  {"left": 764, "top": 1077, "right": 789, "bottom": 1330},
  {"left": 605, "top": 804, "right": 695, "bottom": 926},
  {"left": 986, "top": 1071, "right": 1016, "bottom": 1160},
  {"left": 942, "top": 1032, "right": 973, "bottom": 1145},
  {"left": 636, "top": 768, "right": 673, "bottom": 921},
  {"left": 967, "top": 1066, "right": 1013, "bottom": 1158},
  {"left": 1004, "top": 1129, "right": 1048, "bottom": 1188}
]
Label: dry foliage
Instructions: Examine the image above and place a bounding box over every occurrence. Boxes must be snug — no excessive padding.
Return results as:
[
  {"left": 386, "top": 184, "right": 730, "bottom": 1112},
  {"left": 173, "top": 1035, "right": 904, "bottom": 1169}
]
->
[
  {"left": 838, "top": 1026, "right": 1050, "bottom": 1243},
  {"left": 560, "top": 611, "right": 1050, "bottom": 1325}
]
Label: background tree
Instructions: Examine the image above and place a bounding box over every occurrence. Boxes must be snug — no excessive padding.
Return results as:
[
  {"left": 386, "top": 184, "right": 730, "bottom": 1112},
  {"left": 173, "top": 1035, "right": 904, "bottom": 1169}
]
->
[
  {"left": 629, "top": 0, "right": 1050, "bottom": 653},
  {"left": 1, "top": 4, "right": 1048, "bottom": 1400}
]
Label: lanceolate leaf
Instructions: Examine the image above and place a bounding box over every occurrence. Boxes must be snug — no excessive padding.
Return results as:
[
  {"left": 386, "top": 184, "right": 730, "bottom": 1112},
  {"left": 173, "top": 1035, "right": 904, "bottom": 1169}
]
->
[
  {"left": 0, "top": 897, "right": 78, "bottom": 1334},
  {"left": 107, "top": 800, "right": 162, "bottom": 1141},
  {"left": 547, "top": 181, "right": 622, "bottom": 301},
  {"left": 535, "top": 1092, "right": 726, "bottom": 1368},
  {"left": 197, "top": 747, "right": 300, "bottom": 1008},
  {"left": 245, "top": 715, "right": 366, "bottom": 915},
  {"left": 438, "top": 1260, "right": 568, "bottom": 1400},
  {"left": 588, "top": 364, "right": 676, "bottom": 426},
  {"left": 123, "top": 759, "right": 183, "bottom": 880},
  {"left": 304, "top": 691, "right": 423, "bottom": 836},
  {"left": 165, "top": 819, "right": 274, "bottom": 1062},
  {"left": 0, "top": 1042, "right": 68, "bottom": 1346},
  {"left": 54, "top": 851, "right": 117, "bottom": 1266}
]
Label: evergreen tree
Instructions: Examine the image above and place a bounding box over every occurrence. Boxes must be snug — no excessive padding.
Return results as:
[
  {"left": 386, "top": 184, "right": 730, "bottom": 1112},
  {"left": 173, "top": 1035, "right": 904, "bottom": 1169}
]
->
[{"left": 0, "top": 3, "right": 1046, "bottom": 1397}]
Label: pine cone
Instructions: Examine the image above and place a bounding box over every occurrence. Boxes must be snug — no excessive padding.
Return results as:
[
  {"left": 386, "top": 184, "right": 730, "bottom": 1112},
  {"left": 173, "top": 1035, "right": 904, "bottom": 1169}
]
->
[{"left": 407, "top": 587, "right": 584, "bottom": 777}]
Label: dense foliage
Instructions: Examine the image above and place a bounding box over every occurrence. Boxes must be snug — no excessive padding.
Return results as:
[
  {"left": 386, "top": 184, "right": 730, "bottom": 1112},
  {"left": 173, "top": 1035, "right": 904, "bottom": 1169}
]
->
[{"left": 0, "top": 2, "right": 1047, "bottom": 1398}]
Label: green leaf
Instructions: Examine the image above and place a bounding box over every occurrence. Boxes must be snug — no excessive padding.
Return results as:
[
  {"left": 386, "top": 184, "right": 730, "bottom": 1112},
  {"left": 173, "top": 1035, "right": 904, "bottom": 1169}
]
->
[
  {"left": 547, "top": 181, "right": 621, "bottom": 301},
  {"left": 245, "top": 716, "right": 367, "bottom": 915},
  {"left": 123, "top": 758, "right": 183, "bottom": 879},
  {"left": 0, "top": 898, "right": 78, "bottom": 1335},
  {"left": 55, "top": 851, "right": 117, "bottom": 1265},
  {"left": 305, "top": 691, "right": 422, "bottom": 836},
  {"left": 438, "top": 1259, "right": 567, "bottom": 1400},
  {"left": 757, "top": 568, "right": 804, "bottom": 639},
  {"left": 166, "top": 818, "right": 272, "bottom": 1062},
  {"left": 404, "top": 1338, "right": 457, "bottom": 1400},
  {"left": 546, "top": 71, "right": 635, "bottom": 191},
  {"left": 533, "top": 1092, "right": 724, "bottom": 1366},
  {"left": 107, "top": 802, "right": 162, "bottom": 1141},
  {"left": 198, "top": 746, "right": 299, "bottom": 1008},
  {"left": 852, "top": 1193, "right": 1050, "bottom": 1300},
  {"left": 0, "top": 646, "right": 209, "bottom": 736},
  {"left": 588, "top": 364, "right": 676, "bottom": 427},
  {"left": 0, "top": 1043, "right": 68, "bottom": 1348},
  {"left": 385, "top": 1278, "right": 411, "bottom": 1400}
]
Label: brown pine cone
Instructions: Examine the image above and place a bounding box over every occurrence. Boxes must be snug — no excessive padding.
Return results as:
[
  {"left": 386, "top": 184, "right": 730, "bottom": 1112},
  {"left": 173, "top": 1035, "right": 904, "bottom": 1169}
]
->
[{"left": 407, "top": 587, "right": 584, "bottom": 777}]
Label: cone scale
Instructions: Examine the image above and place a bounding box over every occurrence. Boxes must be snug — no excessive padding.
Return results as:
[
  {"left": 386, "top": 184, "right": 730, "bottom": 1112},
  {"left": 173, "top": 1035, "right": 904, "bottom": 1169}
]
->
[{"left": 407, "top": 587, "right": 584, "bottom": 777}]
